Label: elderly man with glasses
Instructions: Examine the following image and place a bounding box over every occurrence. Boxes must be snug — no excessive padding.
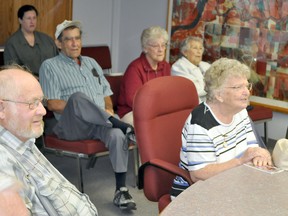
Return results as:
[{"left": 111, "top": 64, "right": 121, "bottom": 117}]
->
[{"left": 0, "top": 64, "right": 98, "bottom": 215}]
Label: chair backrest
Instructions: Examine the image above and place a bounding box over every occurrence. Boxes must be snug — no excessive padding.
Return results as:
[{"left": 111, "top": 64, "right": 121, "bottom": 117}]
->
[
  {"left": 105, "top": 75, "right": 123, "bottom": 112},
  {"left": 133, "top": 76, "right": 199, "bottom": 201},
  {"left": 81, "top": 45, "right": 112, "bottom": 72}
]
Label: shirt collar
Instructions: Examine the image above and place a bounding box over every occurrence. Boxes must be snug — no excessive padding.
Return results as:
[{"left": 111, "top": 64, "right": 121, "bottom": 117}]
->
[
  {"left": 181, "top": 56, "right": 198, "bottom": 67},
  {"left": 140, "top": 52, "right": 165, "bottom": 72},
  {"left": 59, "top": 52, "right": 82, "bottom": 64},
  {"left": 18, "top": 29, "right": 40, "bottom": 46},
  {"left": 0, "top": 125, "right": 35, "bottom": 155}
]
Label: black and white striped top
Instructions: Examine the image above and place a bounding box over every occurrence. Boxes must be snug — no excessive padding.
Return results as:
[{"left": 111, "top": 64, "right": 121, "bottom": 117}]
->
[{"left": 171, "top": 102, "right": 258, "bottom": 197}]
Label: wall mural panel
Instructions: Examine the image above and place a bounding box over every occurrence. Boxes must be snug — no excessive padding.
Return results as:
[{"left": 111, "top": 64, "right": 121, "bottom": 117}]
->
[{"left": 168, "top": 0, "right": 288, "bottom": 113}]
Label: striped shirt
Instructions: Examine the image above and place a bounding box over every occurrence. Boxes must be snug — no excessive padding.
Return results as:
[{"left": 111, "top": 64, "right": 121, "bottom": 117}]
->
[
  {"left": 171, "top": 102, "right": 259, "bottom": 197},
  {"left": 0, "top": 126, "right": 98, "bottom": 215},
  {"left": 39, "top": 53, "right": 113, "bottom": 120}
]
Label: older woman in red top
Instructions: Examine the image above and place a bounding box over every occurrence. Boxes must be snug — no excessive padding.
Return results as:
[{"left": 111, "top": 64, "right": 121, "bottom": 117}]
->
[{"left": 117, "top": 26, "right": 171, "bottom": 126}]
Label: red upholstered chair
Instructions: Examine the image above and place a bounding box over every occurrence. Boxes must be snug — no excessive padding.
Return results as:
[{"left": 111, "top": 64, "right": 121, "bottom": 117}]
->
[
  {"left": 133, "top": 76, "right": 198, "bottom": 212},
  {"left": 104, "top": 75, "right": 123, "bottom": 112},
  {"left": 81, "top": 45, "right": 112, "bottom": 74},
  {"left": 248, "top": 105, "right": 273, "bottom": 144},
  {"left": 43, "top": 114, "right": 139, "bottom": 193},
  {"left": 43, "top": 112, "right": 139, "bottom": 194},
  {"left": 43, "top": 130, "right": 109, "bottom": 193}
]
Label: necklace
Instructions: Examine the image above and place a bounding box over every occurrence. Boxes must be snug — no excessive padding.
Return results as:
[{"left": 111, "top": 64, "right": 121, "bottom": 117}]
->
[{"left": 222, "top": 134, "right": 228, "bottom": 148}]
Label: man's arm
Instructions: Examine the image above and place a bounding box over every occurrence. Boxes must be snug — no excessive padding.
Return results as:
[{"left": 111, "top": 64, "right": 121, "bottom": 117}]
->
[
  {"left": 3, "top": 44, "right": 20, "bottom": 65},
  {"left": 104, "top": 96, "right": 114, "bottom": 116},
  {"left": 47, "top": 99, "right": 67, "bottom": 114},
  {"left": 0, "top": 176, "right": 29, "bottom": 216}
]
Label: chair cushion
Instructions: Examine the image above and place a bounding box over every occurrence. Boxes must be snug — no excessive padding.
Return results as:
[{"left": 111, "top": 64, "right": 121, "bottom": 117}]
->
[
  {"left": 248, "top": 105, "right": 273, "bottom": 121},
  {"left": 45, "top": 134, "right": 108, "bottom": 155}
]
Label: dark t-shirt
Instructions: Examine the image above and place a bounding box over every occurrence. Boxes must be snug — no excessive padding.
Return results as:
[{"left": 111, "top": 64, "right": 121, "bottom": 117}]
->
[{"left": 4, "top": 29, "right": 58, "bottom": 75}]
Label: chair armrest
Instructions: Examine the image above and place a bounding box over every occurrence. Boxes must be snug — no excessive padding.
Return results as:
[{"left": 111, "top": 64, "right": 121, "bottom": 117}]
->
[{"left": 138, "top": 158, "right": 193, "bottom": 189}]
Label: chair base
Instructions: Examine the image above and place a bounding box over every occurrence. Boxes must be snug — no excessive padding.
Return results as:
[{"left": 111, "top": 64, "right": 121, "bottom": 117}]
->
[
  {"left": 158, "top": 194, "right": 171, "bottom": 213},
  {"left": 43, "top": 135, "right": 139, "bottom": 192}
]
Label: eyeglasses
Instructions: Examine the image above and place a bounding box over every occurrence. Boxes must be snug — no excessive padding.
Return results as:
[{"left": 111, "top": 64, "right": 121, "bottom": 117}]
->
[
  {"left": 225, "top": 83, "right": 253, "bottom": 91},
  {"left": 147, "top": 43, "right": 168, "bottom": 50},
  {"left": 1, "top": 97, "right": 47, "bottom": 110}
]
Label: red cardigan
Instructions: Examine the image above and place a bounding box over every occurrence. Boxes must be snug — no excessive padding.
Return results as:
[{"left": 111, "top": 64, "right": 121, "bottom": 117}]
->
[{"left": 117, "top": 52, "right": 171, "bottom": 118}]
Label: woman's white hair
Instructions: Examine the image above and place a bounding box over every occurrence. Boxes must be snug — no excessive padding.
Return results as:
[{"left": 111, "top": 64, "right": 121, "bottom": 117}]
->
[
  {"left": 204, "top": 58, "right": 251, "bottom": 102},
  {"left": 180, "top": 36, "right": 203, "bottom": 55},
  {"left": 141, "top": 26, "right": 169, "bottom": 50}
]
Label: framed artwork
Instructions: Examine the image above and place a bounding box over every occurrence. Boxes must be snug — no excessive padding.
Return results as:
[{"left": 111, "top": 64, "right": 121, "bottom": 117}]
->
[{"left": 167, "top": 0, "right": 288, "bottom": 113}]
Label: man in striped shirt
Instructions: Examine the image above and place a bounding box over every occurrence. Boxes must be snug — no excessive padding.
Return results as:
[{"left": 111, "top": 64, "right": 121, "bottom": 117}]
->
[{"left": 39, "top": 20, "right": 136, "bottom": 210}]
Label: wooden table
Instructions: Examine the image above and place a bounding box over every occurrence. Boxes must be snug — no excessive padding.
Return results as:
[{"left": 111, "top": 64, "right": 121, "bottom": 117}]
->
[{"left": 161, "top": 165, "right": 288, "bottom": 216}]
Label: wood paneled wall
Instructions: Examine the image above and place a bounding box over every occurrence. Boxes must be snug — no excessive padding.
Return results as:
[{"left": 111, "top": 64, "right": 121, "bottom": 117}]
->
[{"left": 0, "top": 0, "right": 72, "bottom": 46}]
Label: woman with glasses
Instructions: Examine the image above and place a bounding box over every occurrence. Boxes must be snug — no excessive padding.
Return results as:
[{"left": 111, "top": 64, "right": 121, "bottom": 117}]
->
[
  {"left": 170, "top": 58, "right": 272, "bottom": 199},
  {"left": 117, "top": 26, "right": 171, "bottom": 126}
]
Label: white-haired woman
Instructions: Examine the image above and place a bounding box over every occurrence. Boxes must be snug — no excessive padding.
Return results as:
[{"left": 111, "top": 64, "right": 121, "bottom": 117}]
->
[
  {"left": 170, "top": 58, "right": 272, "bottom": 199},
  {"left": 172, "top": 36, "right": 210, "bottom": 103},
  {"left": 118, "top": 26, "right": 171, "bottom": 126}
]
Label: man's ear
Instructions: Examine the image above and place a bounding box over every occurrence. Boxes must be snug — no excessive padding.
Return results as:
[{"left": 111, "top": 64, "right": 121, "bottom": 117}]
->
[{"left": 55, "top": 39, "right": 62, "bottom": 50}]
